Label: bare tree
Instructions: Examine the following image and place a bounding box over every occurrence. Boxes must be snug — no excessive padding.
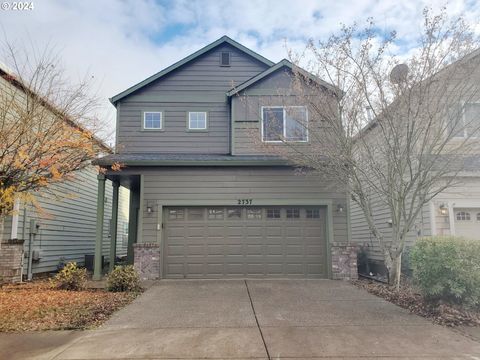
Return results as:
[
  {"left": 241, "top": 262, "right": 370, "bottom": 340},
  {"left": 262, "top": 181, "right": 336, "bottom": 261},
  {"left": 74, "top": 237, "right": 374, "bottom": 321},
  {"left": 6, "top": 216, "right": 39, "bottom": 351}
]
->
[
  {"left": 241, "top": 8, "right": 480, "bottom": 287},
  {"left": 0, "top": 41, "right": 106, "bottom": 243}
]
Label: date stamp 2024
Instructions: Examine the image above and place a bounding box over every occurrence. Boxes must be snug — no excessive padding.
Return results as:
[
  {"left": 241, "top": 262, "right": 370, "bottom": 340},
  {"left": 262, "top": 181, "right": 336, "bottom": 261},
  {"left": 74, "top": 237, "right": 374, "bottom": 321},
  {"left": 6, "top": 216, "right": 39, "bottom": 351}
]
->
[{"left": 1, "top": 2, "right": 34, "bottom": 11}]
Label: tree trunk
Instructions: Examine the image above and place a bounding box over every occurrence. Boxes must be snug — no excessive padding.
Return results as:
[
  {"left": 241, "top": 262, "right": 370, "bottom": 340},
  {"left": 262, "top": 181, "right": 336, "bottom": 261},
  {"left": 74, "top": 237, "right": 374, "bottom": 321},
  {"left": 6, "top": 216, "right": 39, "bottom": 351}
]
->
[{"left": 386, "top": 253, "right": 402, "bottom": 289}]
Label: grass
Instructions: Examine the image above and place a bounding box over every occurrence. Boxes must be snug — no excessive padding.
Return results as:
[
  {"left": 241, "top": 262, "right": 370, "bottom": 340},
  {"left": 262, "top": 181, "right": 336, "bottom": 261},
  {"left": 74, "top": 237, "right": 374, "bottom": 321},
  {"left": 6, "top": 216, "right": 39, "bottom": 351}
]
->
[{"left": 0, "top": 280, "right": 139, "bottom": 332}]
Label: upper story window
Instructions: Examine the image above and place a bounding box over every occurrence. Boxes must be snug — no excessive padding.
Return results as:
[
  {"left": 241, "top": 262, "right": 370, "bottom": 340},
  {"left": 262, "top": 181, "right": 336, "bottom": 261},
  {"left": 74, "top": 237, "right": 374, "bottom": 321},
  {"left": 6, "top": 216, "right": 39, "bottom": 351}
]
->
[
  {"left": 452, "top": 103, "right": 480, "bottom": 138},
  {"left": 143, "top": 111, "right": 162, "bottom": 130},
  {"left": 220, "top": 52, "right": 231, "bottom": 67},
  {"left": 262, "top": 106, "right": 308, "bottom": 142},
  {"left": 188, "top": 112, "right": 207, "bottom": 130}
]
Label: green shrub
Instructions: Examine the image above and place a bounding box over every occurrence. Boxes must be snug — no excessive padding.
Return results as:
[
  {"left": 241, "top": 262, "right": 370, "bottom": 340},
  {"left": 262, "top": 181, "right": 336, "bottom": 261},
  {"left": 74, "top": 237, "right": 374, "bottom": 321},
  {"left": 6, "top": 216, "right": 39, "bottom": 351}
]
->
[
  {"left": 410, "top": 236, "right": 480, "bottom": 308},
  {"left": 106, "top": 265, "right": 141, "bottom": 292},
  {"left": 53, "top": 262, "right": 87, "bottom": 291}
]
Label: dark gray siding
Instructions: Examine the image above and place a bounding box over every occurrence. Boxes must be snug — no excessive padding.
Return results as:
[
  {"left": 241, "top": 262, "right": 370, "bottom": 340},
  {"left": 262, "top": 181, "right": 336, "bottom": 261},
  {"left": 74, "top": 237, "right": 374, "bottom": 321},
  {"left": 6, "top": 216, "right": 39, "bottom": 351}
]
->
[
  {"left": 117, "top": 44, "right": 269, "bottom": 154},
  {"left": 135, "top": 167, "right": 348, "bottom": 245}
]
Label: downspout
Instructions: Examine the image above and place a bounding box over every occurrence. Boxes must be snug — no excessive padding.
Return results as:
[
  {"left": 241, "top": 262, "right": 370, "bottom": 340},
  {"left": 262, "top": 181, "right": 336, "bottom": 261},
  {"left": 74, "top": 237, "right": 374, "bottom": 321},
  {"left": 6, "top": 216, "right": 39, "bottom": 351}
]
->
[
  {"left": 20, "top": 205, "right": 27, "bottom": 282},
  {"left": 10, "top": 198, "right": 20, "bottom": 239}
]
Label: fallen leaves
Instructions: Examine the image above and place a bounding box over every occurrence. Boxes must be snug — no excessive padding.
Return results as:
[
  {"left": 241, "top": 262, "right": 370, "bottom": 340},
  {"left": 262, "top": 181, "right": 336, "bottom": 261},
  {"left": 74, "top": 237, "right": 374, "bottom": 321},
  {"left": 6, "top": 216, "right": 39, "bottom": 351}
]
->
[
  {"left": 354, "top": 278, "right": 480, "bottom": 327},
  {"left": 0, "top": 280, "right": 138, "bottom": 332}
]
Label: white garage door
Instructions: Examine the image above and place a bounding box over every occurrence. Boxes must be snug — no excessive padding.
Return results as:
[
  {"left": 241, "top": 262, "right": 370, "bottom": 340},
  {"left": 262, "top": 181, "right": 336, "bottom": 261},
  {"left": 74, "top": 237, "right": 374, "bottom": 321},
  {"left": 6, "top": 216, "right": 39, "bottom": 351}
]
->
[
  {"left": 454, "top": 208, "right": 480, "bottom": 240},
  {"left": 163, "top": 206, "right": 327, "bottom": 279}
]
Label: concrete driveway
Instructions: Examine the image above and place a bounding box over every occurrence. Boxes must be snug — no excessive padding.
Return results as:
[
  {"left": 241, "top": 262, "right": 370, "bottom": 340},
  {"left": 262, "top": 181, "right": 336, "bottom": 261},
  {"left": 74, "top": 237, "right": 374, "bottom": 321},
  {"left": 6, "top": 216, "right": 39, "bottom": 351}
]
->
[{"left": 16, "top": 280, "right": 480, "bottom": 359}]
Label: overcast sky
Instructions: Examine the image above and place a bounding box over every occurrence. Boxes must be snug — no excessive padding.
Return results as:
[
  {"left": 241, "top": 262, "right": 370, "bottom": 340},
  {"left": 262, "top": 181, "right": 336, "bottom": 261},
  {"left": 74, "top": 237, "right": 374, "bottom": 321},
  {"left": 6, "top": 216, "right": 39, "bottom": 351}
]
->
[{"left": 1, "top": 0, "right": 479, "bottom": 144}]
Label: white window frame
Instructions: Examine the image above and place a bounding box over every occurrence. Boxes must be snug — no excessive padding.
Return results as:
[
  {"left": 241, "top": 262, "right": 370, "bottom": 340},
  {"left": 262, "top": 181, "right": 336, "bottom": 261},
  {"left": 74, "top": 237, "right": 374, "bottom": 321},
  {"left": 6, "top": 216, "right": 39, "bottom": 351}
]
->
[
  {"left": 454, "top": 102, "right": 480, "bottom": 139},
  {"left": 143, "top": 111, "right": 163, "bottom": 130},
  {"left": 188, "top": 111, "right": 208, "bottom": 130},
  {"left": 261, "top": 106, "right": 308, "bottom": 143}
]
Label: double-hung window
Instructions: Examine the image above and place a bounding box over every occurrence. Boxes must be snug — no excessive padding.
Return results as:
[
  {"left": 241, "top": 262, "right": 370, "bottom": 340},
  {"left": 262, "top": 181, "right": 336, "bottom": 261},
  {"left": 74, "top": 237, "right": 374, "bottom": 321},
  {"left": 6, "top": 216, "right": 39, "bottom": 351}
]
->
[
  {"left": 188, "top": 112, "right": 207, "bottom": 130},
  {"left": 143, "top": 111, "right": 162, "bottom": 130},
  {"left": 262, "top": 106, "right": 308, "bottom": 142},
  {"left": 452, "top": 103, "right": 480, "bottom": 138}
]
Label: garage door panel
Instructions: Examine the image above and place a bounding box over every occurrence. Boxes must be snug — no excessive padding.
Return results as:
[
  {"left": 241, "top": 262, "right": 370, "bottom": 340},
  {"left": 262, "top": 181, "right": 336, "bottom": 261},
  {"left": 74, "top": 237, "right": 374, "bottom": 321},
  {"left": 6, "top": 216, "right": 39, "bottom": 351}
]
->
[{"left": 164, "top": 206, "right": 327, "bottom": 278}]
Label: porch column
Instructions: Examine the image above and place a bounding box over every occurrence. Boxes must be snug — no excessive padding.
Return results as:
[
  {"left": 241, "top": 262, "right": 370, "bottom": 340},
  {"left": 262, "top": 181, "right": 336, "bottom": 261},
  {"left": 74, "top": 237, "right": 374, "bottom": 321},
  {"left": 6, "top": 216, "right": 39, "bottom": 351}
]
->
[
  {"left": 109, "top": 181, "right": 120, "bottom": 273},
  {"left": 93, "top": 174, "right": 106, "bottom": 281}
]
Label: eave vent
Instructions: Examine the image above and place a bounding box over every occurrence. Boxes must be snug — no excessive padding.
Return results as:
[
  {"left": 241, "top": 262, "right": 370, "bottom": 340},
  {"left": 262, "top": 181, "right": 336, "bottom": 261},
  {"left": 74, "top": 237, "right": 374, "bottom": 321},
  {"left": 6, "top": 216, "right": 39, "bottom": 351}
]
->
[{"left": 220, "top": 52, "right": 231, "bottom": 67}]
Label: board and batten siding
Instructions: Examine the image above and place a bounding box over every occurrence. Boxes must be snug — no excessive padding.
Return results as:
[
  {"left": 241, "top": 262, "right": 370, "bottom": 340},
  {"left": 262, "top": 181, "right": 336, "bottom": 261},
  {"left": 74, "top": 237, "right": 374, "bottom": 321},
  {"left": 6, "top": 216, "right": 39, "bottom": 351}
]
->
[
  {"left": 116, "top": 44, "right": 269, "bottom": 154},
  {"left": 2, "top": 166, "right": 129, "bottom": 274},
  {"left": 134, "top": 166, "right": 348, "bottom": 245}
]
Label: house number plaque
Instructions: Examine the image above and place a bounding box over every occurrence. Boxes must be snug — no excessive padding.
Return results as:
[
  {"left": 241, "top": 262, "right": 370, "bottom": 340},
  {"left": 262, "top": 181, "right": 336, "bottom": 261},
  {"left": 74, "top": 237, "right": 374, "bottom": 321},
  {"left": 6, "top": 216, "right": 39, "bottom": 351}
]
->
[{"left": 237, "top": 199, "right": 253, "bottom": 205}]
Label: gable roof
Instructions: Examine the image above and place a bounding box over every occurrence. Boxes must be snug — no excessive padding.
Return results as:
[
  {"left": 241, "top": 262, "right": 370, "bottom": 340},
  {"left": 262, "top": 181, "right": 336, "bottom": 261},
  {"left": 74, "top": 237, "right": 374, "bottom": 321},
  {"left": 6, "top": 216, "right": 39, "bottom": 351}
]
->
[
  {"left": 0, "top": 63, "right": 111, "bottom": 153},
  {"left": 110, "top": 36, "right": 275, "bottom": 106},
  {"left": 226, "top": 59, "right": 341, "bottom": 97}
]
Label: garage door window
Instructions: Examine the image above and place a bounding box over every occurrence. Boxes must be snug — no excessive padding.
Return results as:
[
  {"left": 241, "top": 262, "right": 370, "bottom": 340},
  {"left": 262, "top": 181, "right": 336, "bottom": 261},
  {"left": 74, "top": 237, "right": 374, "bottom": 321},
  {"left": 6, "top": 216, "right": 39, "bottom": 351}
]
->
[
  {"left": 247, "top": 209, "right": 262, "bottom": 219},
  {"left": 456, "top": 211, "right": 471, "bottom": 221},
  {"left": 286, "top": 208, "right": 300, "bottom": 219},
  {"left": 227, "top": 208, "right": 242, "bottom": 219},
  {"left": 188, "top": 208, "right": 204, "bottom": 220},
  {"left": 208, "top": 208, "right": 224, "bottom": 220},
  {"left": 266, "top": 208, "right": 281, "bottom": 219},
  {"left": 306, "top": 209, "right": 320, "bottom": 219},
  {"left": 168, "top": 209, "right": 184, "bottom": 220}
]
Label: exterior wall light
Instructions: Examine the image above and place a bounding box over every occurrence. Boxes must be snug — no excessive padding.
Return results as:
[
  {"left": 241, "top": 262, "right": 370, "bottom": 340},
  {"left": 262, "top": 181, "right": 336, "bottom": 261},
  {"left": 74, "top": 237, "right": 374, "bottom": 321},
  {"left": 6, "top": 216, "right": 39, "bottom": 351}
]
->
[
  {"left": 336, "top": 204, "right": 344, "bottom": 213},
  {"left": 439, "top": 203, "right": 448, "bottom": 216},
  {"left": 146, "top": 206, "right": 154, "bottom": 214}
]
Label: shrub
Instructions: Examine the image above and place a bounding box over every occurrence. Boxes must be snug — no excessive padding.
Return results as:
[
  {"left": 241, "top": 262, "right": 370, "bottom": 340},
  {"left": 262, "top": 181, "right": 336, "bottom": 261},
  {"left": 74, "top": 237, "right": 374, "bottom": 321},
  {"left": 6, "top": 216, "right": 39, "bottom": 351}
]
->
[
  {"left": 53, "top": 262, "right": 87, "bottom": 291},
  {"left": 410, "top": 236, "right": 480, "bottom": 308},
  {"left": 106, "top": 265, "right": 141, "bottom": 292}
]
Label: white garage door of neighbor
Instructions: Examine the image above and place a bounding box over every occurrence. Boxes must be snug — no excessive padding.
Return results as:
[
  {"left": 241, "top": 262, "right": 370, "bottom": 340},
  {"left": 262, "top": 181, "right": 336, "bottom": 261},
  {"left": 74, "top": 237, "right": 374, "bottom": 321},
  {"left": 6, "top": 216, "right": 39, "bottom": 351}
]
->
[
  {"left": 163, "top": 206, "right": 328, "bottom": 279},
  {"left": 454, "top": 208, "right": 480, "bottom": 240}
]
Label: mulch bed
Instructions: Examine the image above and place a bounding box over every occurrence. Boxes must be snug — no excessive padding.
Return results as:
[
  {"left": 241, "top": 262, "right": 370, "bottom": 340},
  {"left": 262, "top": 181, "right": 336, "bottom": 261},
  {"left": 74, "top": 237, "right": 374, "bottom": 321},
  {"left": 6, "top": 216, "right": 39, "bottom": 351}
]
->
[
  {"left": 354, "top": 278, "right": 480, "bottom": 327},
  {"left": 0, "top": 280, "right": 139, "bottom": 332}
]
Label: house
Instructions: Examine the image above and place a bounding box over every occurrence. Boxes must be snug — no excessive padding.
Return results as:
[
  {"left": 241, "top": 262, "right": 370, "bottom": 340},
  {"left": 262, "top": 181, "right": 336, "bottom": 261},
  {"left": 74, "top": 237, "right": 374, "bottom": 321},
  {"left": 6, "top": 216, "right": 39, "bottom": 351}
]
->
[
  {"left": 93, "top": 36, "right": 355, "bottom": 281},
  {"left": 0, "top": 63, "right": 130, "bottom": 283},
  {"left": 350, "top": 50, "right": 480, "bottom": 270}
]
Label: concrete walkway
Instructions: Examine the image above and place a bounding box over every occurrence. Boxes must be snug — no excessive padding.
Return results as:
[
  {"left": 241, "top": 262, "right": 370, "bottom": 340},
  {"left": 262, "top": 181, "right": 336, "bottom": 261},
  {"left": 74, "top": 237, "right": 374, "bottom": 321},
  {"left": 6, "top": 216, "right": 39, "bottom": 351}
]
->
[{"left": 2, "top": 280, "right": 480, "bottom": 359}]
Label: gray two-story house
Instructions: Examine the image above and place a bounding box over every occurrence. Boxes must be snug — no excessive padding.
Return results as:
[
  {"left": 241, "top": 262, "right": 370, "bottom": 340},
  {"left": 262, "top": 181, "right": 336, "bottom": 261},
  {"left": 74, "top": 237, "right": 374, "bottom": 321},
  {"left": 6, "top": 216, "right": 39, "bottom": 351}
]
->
[{"left": 93, "top": 36, "right": 355, "bottom": 281}]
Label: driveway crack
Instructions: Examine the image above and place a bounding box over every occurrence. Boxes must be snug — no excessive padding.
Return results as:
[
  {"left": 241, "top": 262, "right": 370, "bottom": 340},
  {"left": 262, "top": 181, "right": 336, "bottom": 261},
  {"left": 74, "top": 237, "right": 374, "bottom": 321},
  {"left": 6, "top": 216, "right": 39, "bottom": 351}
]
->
[{"left": 245, "top": 280, "right": 271, "bottom": 360}]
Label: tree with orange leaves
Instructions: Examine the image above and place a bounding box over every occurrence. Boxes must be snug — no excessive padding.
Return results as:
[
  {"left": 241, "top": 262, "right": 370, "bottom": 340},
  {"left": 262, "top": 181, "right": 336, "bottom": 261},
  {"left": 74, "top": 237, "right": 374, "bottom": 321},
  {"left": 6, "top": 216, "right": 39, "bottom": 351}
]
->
[{"left": 0, "top": 43, "right": 107, "bottom": 243}]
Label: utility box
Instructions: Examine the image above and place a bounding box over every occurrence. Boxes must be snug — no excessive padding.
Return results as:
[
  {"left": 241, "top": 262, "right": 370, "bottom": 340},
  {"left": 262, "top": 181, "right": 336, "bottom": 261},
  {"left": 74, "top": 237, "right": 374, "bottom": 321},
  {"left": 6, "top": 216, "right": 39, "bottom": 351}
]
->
[{"left": 84, "top": 254, "right": 104, "bottom": 272}]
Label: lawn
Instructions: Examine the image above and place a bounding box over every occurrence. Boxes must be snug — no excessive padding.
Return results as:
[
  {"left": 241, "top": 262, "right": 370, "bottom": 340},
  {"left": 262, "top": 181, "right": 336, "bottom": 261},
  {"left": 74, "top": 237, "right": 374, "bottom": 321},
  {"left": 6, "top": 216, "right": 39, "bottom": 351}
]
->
[{"left": 0, "top": 280, "right": 138, "bottom": 332}]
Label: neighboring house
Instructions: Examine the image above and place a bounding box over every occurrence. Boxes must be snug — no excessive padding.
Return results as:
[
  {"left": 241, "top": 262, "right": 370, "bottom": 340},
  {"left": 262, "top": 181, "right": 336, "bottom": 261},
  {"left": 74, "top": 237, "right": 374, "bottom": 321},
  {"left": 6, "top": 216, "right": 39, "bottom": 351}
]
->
[
  {"left": 93, "top": 36, "right": 354, "bottom": 281},
  {"left": 350, "top": 51, "right": 480, "bottom": 267},
  {"left": 0, "top": 63, "right": 130, "bottom": 282}
]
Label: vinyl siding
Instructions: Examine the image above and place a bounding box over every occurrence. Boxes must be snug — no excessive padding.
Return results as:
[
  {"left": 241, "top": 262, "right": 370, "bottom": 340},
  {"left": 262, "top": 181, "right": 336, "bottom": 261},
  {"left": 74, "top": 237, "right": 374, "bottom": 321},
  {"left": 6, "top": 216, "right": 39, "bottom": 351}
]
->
[
  {"left": 116, "top": 44, "right": 269, "bottom": 154},
  {"left": 134, "top": 166, "right": 348, "bottom": 245},
  {"left": 3, "top": 166, "right": 130, "bottom": 274}
]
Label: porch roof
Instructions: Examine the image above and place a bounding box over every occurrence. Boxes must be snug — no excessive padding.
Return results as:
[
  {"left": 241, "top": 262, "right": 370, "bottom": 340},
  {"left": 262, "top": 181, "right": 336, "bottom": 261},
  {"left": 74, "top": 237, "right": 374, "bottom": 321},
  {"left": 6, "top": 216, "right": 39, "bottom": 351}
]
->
[{"left": 93, "top": 153, "right": 291, "bottom": 167}]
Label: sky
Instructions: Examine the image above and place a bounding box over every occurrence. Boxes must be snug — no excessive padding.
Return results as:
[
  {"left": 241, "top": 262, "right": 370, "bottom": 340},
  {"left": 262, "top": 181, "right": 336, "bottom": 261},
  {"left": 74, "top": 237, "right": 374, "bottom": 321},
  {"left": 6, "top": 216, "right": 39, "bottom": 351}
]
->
[{"left": 0, "top": 0, "right": 479, "bottom": 144}]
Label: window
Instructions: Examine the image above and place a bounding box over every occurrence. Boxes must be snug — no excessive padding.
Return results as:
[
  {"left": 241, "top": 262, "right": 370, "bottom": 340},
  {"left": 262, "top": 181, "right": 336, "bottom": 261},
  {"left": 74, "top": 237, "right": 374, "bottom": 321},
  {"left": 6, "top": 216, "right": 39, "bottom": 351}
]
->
[
  {"left": 266, "top": 208, "right": 281, "bottom": 219},
  {"left": 227, "top": 208, "right": 242, "bottom": 219},
  {"left": 262, "top": 106, "right": 308, "bottom": 142},
  {"left": 168, "top": 209, "right": 184, "bottom": 220},
  {"left": 456, "top": 211, "right": 471, "bottom": 221},
  {"left": 208, "top": 208, "right": 224, "bottom": 220},
  {"left": 188, "top": 112, "right": 207, "bottom": 130},
  {"left": 188, "top": 208, "right": 204, "bottom": 220},
  {"left": 477, "top": 213, "right": 480, "bottom": 221},
  {"left": 247, "top": 208, "right": 262, "bottom": 219},
  {"left": 286, "top": 208, "right": 300, "bottom": 219},
  {"left": 306, "top": 209, "right": 320, "bottom": 219},
  {"left": 220, "top": 52, "right": 231, "bottom": 66},
  {"left": 143, "top": 111, "right": 162, "bottom": 129},
  {"left": 452, "top": 103, "right": 480, "bottom": 138}
]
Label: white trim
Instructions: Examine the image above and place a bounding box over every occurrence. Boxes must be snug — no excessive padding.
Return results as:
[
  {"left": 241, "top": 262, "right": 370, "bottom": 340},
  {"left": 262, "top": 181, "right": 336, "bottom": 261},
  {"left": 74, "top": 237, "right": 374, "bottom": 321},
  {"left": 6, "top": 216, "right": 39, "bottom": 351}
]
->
[
  {"left": 143, "top": 111, "right": 163, "bottom": 130},
  {"left": 448, "top": 203, "right": 456, "bottom": 236},
  {"left": 188, "top": 111, "right": 208, "bottom": 130},
  {"left": 429, "top": 201, "right": 437, "bottom": 236},
  {"left": 10, "top": 198, "right": 20, "bottom": 239},
  {"left": 261, "top": 106, "right": 309, "bottom": 143}
]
